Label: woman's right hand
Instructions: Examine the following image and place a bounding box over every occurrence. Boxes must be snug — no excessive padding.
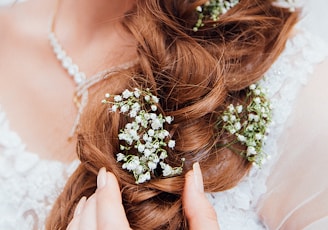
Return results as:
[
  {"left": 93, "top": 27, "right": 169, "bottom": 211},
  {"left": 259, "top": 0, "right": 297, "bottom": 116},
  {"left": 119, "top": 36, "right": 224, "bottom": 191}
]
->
[{"left": 67, "top": 163, "right": 220, "bottom": 230}]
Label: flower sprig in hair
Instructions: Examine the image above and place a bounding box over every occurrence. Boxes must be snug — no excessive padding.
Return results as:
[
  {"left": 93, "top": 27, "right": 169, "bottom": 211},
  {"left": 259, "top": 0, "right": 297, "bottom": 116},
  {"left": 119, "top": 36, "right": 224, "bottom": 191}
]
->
[
  {"left": 193, "top": 0, "right": 240, "bottom": 32},
  {"left": 102, "top": 88, "right": 184, "bottom": 184},
  {"left": 218, "top": 84, "right": 272, "bottom": 166},
  {"left": 193, "top": 0, "right": 298, "bottom": 32}
]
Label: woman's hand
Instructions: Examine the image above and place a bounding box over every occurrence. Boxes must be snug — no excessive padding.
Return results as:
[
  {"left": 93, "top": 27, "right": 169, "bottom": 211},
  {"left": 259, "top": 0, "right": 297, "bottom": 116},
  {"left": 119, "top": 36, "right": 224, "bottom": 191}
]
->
[
  {"left": 183, "top": 162, "right": 220, "bottom": 230},
  {"left": 67, "top": 163, "right": 220, "bottom": 230},
  {"left": 67, "top": 167, "right": 131, "bottom": 230}
]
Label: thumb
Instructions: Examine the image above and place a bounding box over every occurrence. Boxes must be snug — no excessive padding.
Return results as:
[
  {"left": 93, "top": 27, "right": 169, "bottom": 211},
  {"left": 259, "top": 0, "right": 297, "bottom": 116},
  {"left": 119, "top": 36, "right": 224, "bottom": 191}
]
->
[{"left": 183, "top": 162, "right": 220, "bottom": 230}]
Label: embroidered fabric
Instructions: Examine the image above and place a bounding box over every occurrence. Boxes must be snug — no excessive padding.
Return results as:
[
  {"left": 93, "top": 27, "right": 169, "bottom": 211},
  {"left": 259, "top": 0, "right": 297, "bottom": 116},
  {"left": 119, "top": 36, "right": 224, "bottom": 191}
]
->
[
  {"left": 0, "top": 110, "right": 79, "bottom": 229},
  {"left": 207, "top": 21, "right": 328, "bottom": 229}
]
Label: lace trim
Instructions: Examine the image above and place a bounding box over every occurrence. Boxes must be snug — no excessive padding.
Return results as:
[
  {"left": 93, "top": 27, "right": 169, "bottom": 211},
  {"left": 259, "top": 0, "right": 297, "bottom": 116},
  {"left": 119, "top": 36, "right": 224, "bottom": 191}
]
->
[
  {"left": 0, "top": 105, "right": 79, "bottom": 230},
  {"left": 208, "top": 25, "right": 328, "bottom": 230}
]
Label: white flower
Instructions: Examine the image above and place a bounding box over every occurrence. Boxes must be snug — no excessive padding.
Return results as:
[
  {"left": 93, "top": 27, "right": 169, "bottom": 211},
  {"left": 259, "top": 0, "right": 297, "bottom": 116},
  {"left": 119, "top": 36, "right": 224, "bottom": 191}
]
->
[
  {"left": 138, "top": 144, "right": 145, "bottom": 153},
  {"left": 122, "top": 89, "right": 133, "bottom": 99},
  {"left": 135, "top": 115, "right": 142, "bottom": 124},
  {"left": 160, "top": 162, "right": 173, "bottom": 177},
  {"left": 168, "top": 140, "right": 176, "bottom": 149},
  {"left": 249, "top": 84, "right": 256, "bottom": 90},
  {"left": 165, "top": 116, "right": 173, "bottom": 124},
  {"left": 247, "top": 146, "right": 257, "bottom": 156},
  {"left": 254, "top": 89, "right": 261, "bottom": 95},
  {"left": 236, "top": 105, "right": 243, "bottom": 113},
  {"left": 254, "top": 97, "right": 261, "bottom": 104},
  {"left": 234, "top": 122, "right": 241, "bottom": 131},
  {"left": 151, "top": 104, "right": 157, "bottom": 111},
  {"left": 105, "top": 93, "right": 110, "bottom": 98},
  {"left": 159, "top": 151, "right": 167, "bottom": 159},
  {"left": 148, "top": 129, "right": 155, "bottom": 137},
  {"left": 144, "top": 95, "right": 150, "bottom": 102},
  {"left": 144, "top": 149, "right": 151, "bottom": 157},
  {"left": 113, "top": 104, "right": 120, "bottom": 112},
  {"left": 152, "top": 95, "right": 159, "bottom": 103},
  {"left": 151, "top": 119, "right": 162, "bottom": 130},
  {"left": 228, "top": 104, "right": 235, "bottom": 113},
  {"left": 237, "top": 134, "right": 246, "bottom": 142},
  {"left": 120, "top": 104, "right": 129, "bottom": 113},
  {"left": 129, "top": 110, "right": 137, "bottom": 118},
  {"left": 114, "top": 95, "right": 122, "bottom": 102},
  {"left": 137, "top": 172, "right": 151, "bottom": 184},
  {"left": 132, "top": 102, "right": 141, "bottom": 111},
  {"left": 255, "top": 133, "right": 262, "bottom": 140},
  {"left": 116, "top": 153, "right": 125, "bottom": 161},
  {"left": 222, "top": 115, "right": 228, "bottom": 122},
  {"left": 148, "top": 161, "right": 157, "bottom": 170},
  {"left": 134, "top": 88, "right": 141, "bottom": 98}
]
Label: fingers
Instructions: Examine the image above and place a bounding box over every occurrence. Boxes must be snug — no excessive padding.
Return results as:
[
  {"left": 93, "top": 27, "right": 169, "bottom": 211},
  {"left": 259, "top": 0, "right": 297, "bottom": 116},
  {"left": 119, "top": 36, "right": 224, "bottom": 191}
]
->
[
  {"left": 183, "top": 162, "right": 220, "bottom": 230},
  {"left": 67, "top": 168, "right": 131, "bottom": 230},
  {"left": 96, "top": 168, "right": 131, "bottom": 229}
]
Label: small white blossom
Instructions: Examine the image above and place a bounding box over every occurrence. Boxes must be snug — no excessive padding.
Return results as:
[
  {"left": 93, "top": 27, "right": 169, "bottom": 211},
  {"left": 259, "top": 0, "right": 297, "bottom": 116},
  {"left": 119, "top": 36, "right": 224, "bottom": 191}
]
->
[
  {"left": 151, "top": 104, "right": 157, "bottom": 111},
  {"left": 152, "top": 95, "right": 159, "bottom": 103},
  {"left": 120, "top": 104, "right": 129, "bottom": 113},
  {"left": 138, "top": 144, "right": 145, "bottom": 153},
  {"left": 249, "top": 84, "right": 256, "bottom": 90},
  {"left": 165, "top": 116, "right": 173, "bottom": 124},
  {"left": 236, "top": 105, "right": 243, "bottom": 113},
  {"left": 237, "top": 134, "right": 246, "bottom": 142},
  {"left": 111, "top": 105, "right": 118, "bottom": 112},
  {"left": 234, "top": 122, "right": 241, "bottom": 131},
  {"left": 168, "top": 140, "right": 176, "bottom": 149},
  {"left": 114, "top": 95, "right": 122, "bottom": 102},
  {"left": 148, "top": 161, "right": 157, "bottom": 170},
  {"left": 117, "top": 153, "right": 125, "bottom": 161},
  {"left": 247, "top": 146, "right": 257, "bottom": 156},
  {"left": 122, "top": 89, "right": 133, "bottom": 99},
  {"left": 144, "top": 95, "right": 150, "bottom": 102},
  {"left": 148, "top": 129, "right": 155, "bottom": 137},
  {"left": 254, "top": 97, "right": 261, "bottom": 104}
]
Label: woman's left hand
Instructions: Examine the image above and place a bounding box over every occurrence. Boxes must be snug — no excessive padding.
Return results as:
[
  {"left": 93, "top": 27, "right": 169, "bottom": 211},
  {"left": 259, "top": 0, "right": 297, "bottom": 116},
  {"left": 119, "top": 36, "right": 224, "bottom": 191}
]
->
[{"left": 67, "top": 167, "right": 131, "bottom": 230}]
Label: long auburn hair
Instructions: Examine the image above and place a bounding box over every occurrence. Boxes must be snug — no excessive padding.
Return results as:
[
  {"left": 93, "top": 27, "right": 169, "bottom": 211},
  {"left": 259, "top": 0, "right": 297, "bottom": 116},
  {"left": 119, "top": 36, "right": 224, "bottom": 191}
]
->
[{"left": 47, "top": 0, "right": 298, "bottom": 229}]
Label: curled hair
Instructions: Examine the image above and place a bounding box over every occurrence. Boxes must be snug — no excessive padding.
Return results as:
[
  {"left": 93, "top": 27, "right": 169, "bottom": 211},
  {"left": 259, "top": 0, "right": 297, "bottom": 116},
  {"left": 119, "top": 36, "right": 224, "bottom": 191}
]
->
[{"left": 47, "top": 0, "right": 298, "bottom": 229}]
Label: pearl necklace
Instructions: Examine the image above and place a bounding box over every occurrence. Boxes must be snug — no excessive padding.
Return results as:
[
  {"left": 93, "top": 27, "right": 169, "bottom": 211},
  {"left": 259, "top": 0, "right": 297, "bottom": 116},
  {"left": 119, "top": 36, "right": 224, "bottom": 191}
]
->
[
  {"left": 48, "top": 5, "right": 137, "bottom": 137},
  {"left": 48, "top": 32, "right": 87, "bottom": 86}
]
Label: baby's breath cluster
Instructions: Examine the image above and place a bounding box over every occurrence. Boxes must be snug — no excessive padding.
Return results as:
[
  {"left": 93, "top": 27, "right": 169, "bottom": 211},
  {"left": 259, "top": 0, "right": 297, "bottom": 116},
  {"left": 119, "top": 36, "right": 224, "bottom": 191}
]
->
[
  {"left": 193, "top": 0, "right": 239, "bottom": 32},
  {"left": 102, "top": 88, "right": 184, "bottom": 184},
  {"left": 193, "top": 0, "right": 298, "bottom": 32},
  {"left": 219, "top": 84, "right": 272, "bottom": 165}
]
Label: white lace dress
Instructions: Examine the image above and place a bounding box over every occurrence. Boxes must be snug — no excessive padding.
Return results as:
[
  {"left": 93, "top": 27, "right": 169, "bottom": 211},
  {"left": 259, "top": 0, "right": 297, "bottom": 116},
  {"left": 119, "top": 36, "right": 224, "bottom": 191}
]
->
[{"left": 1, "top": 4, "right": 328, "bottom": 230}]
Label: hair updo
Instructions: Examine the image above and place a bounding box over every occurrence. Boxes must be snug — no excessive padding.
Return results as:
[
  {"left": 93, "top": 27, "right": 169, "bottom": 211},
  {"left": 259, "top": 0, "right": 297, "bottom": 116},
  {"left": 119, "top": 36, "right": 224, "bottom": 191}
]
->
[{"left": 47, "top": 0, "right": 298, "bottom": 229}]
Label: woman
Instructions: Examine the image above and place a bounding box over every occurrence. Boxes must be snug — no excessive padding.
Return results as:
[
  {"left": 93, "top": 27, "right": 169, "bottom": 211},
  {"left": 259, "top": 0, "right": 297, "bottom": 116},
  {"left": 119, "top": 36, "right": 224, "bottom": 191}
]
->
[{"left": 0, "top": 0, "right": 327, "bottom": 229}]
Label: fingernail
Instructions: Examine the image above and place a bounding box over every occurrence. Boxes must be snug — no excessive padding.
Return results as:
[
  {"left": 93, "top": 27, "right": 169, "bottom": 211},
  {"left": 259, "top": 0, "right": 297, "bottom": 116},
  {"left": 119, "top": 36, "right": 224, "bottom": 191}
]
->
[
  {"left": 193, "top": 162, "right": 204, "bottom": 193},
  {"left": 97, "top": 167, "right": 107, "bottom": 189},
  {"left": 74, "top": 196, "right": 86, "bottom": 217}
]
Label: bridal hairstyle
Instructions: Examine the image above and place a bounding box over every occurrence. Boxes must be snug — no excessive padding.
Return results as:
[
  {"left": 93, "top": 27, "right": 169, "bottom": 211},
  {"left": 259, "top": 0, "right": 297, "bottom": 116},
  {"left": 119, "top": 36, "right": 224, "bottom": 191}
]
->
[{"left": 47, "top": 0, "right": 298, "bottom": 229}]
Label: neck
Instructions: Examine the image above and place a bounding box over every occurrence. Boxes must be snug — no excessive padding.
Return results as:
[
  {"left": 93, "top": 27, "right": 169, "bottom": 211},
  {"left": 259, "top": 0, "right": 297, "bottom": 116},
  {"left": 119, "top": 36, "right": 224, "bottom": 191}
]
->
[
  {"left": 54, "top": 0, "right": 135, "bottom": 42},
  {"left": 49, "top": 0, "right": 137, "bottom": 75}
]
